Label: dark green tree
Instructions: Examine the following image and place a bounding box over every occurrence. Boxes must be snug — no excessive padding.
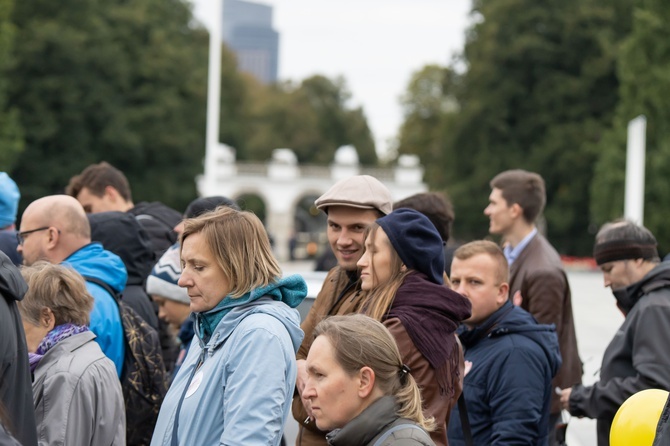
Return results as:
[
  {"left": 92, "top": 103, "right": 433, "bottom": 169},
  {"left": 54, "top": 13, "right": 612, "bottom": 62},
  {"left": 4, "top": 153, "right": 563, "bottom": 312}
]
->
[
  {"left": 0, "top": 0, "right": 23, "bottom": 169},
  {"left": 396, "top": 64, "right": 460, "bottom": 182},
  {"left": 591, "top": 0, "right": 670, "bottom": 253},
  {"left": 8, "top": 0, "right": 208, "bottom": 211},
  {"left": 399, "top": 0, "right": 634, "bottom": 253},
  {"left": 242, "top": 75, "right": 377, "bottom": 165}
]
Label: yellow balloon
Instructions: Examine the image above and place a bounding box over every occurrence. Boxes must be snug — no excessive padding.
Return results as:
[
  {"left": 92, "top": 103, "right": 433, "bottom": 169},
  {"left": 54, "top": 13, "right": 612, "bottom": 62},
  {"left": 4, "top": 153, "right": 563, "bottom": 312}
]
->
[{"left": 610, "top": 388, "right": 669, "bottom": 446}]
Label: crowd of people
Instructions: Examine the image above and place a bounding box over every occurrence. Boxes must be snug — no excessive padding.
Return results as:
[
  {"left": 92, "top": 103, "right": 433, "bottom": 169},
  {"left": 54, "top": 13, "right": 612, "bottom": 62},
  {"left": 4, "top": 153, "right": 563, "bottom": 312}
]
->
[{"left": 1, "top": 163, "right": 670, "bottom": 446}]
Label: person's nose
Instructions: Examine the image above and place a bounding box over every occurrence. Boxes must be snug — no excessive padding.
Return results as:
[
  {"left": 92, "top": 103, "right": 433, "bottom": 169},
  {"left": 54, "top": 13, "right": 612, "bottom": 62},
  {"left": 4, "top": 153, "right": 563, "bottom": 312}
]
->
[
  {"left": 603, "top": 274, "right": 612, "bottom": 288},
  {"left": 357, "top": 251, "right": 369, "bottom": 268},
  {"left": 303, "top": 378, "right": 316, "bottom": 399},
  {"left": 454, "top": 282, "right": 467, "bottom": 297},
  {"left": 484, "top": 205, "right": 492, "bottom": 216},
  {"left": 336, "top": 229, "right": 353, "bottom": 247},
  {"left": 177, "top": 270, "right": 191, "bottom": 288}
]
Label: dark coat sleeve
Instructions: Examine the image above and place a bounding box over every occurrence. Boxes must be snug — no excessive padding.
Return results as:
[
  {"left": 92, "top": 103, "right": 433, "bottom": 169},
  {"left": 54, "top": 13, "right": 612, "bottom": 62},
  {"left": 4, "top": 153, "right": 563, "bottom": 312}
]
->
[{"left": 569, "top": 301, "right": 670, "bottom": 420}]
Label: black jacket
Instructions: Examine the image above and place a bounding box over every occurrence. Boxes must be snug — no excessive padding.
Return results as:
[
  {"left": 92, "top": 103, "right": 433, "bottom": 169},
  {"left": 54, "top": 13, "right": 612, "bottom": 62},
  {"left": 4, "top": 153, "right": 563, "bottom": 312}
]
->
[
  {"left": 88, "top": 211, "right": 158, "bottom": 329},
  {"left": 127, "top": 201, "right": 182, "bottom": 260},
  {"left": 0, "top": 251, "right": 37, "bottom": 446},
  {"left": 570, "top": 262, "right": 670, "bottom": 446}
]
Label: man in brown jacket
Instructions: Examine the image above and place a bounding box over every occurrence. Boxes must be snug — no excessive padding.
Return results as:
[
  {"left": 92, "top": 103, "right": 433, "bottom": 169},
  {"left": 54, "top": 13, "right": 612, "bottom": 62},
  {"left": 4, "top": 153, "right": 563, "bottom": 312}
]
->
[
  {"left": 484, "top": 169, "right": 583, "bottom": 445},
  {"left": 293, "top": 175, "right": 392, "bottom": 446}
]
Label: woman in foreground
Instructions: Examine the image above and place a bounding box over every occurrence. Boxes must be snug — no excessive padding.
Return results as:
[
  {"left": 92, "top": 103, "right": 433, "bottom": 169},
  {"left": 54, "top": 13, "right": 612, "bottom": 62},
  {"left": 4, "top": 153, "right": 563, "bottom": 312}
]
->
[{"left": 304, "top": 314, "right": 436, "bottom": 446}]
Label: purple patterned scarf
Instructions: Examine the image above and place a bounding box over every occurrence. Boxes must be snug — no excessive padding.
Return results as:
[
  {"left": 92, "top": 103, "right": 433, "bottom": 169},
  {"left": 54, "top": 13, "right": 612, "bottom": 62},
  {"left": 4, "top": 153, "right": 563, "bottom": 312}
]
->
[{"left": 29, "top": 323, "right": 90, "bottom": 373}]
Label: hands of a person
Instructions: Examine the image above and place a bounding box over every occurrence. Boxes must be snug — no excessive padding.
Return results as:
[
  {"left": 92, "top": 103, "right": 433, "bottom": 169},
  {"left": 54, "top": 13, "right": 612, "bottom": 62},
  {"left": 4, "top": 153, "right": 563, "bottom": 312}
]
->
[
  {"left": 513, "top": 290, "right": 523, "bottom": 306},
  {"left": 559, "top": 387, "right": 572, "bottom": 411}
]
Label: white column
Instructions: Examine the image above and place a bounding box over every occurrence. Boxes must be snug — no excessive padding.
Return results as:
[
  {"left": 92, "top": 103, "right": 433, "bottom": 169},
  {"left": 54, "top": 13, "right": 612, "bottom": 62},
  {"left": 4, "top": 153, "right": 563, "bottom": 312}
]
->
[
  {"left": 203, "top": 0, "right": 223, "bottom": 189},
  {"left": 624, "top": 115, "right": 647, "bottom": 224}
]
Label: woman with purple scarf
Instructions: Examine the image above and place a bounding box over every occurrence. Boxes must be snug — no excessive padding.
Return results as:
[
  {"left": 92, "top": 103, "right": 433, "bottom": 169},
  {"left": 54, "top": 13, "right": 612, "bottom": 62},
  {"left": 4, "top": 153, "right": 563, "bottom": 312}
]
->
[
  {"left": 18, "top": 262, "right": 125, "bottom": 446},
  {"left": 356, "top": 208, "right": 472, "bottom": 446}
]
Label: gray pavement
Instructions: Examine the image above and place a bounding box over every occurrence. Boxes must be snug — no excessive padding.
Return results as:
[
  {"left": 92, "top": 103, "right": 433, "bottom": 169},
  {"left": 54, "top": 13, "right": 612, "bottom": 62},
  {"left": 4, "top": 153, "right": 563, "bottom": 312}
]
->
[
  {"left": 281, "top": 264, "right": 623, "bottom": 445},
  {"left": 564, "top": 270, "right": 624, "bottom": 446}
]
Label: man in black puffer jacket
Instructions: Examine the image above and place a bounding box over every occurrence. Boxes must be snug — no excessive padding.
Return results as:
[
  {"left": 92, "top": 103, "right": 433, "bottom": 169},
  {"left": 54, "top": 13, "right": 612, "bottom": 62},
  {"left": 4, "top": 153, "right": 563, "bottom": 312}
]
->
[{"left": 561, "top": 219, "right": 670, "bottom": 446}]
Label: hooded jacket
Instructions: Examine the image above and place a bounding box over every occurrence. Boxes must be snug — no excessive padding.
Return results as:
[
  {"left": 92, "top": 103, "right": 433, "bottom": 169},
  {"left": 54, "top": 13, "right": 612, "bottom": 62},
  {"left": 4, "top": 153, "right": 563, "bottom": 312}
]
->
[
  {"left": 569, "top": 261, "right": 670, "bottom": 446},
  {"left": 128, "top": 201, "right": 182, "bottom": 260},
  {"left": 63, "top": 242, "right": 127, "bottom": 376},
  {"left": 151, "top": 278, "right": 305, "bottom": 446},
  {"left": 448, "top": 301, "right": 561, "bottom": 446},
  {"left": 89, "top": 211, "right": 158, "bottom": 329},
  {"left": 0, "top": 252, "right": 38, "bottom": 446}
]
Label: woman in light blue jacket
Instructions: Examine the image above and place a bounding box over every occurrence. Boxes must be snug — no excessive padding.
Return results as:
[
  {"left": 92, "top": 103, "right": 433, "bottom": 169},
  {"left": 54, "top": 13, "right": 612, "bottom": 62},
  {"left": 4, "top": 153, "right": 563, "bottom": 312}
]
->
[{"left": 151, "top": 206, "right": 306, "bottom": 446}]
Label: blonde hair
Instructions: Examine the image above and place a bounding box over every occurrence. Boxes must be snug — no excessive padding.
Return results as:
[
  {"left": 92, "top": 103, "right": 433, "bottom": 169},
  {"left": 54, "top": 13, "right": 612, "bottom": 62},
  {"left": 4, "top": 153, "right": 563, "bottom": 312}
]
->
[
  {"left": 18, "top": 262, "right": 93, "bottom": 326},
  {"left": 314, "top": 314, "right": 435, "bottom": 431},
  {"left": 180, "top": 206, "right": 280, "bottom": 298},
  {"left": 453, "top": 240, "right": 509, "bottom": 284},
  {"left": 360, "top": 224, "right": 411, "bottom": 321}
]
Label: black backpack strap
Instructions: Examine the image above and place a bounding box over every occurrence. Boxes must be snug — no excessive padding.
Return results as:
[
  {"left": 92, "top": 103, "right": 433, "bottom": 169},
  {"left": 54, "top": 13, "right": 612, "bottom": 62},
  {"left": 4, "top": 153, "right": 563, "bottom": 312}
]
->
[
  {"left": 81, "top": 275, "right": 121, "bottom": 305},
  {"left": 458, "top": 393, "right": 474, "bottom": 446}
]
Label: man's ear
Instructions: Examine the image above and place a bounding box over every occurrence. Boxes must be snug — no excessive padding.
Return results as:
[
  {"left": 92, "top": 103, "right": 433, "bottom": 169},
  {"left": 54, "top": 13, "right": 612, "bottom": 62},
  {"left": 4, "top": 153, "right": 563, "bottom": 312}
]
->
[
  {"left": 497, "top": 282, "right": 510, "bottom": 305},
  {"left": 104, "top": 185, "right": 121, "bottom": 202},
  {"left": 46, "top": 226, "right": 60, "bottom": 250},
  {"left": 358, "top": 366, "right": 376, "bottom": 399},
  {"left": 509, "top": 203, "right": 523, "bottom": 219}
]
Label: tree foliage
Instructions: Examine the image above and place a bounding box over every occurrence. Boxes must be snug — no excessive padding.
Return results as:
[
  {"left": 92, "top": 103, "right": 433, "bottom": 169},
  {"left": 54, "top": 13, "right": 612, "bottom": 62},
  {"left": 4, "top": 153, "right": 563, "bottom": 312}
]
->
[
  {"left": 398, "top": 0, "right": 634, "bottom": 254},
  {"left": 591, "top": 0, "right": 670, "bottom": 252},
  {"left": 7, "top": 0, "right": 208, "bottom": 211},
  {"left": 238, "top": 75, "right": 377, "bottom": 165},
  {"left": 0, "top": 0, "right": 23, "bottom": 169}
]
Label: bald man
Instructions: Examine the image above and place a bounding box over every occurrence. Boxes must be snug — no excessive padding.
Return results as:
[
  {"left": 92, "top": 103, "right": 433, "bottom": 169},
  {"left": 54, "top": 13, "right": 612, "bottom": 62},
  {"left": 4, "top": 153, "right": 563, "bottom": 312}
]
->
[{"left": 18, "top": 195, "right": 127, "bottom": 375}]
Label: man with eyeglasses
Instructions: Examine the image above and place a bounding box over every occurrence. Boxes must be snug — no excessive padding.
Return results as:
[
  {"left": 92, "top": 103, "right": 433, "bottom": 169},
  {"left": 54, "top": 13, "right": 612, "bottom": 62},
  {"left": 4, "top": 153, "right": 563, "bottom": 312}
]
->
[{"left": 17, "top": 195, "right": 126, "bottom": 376}]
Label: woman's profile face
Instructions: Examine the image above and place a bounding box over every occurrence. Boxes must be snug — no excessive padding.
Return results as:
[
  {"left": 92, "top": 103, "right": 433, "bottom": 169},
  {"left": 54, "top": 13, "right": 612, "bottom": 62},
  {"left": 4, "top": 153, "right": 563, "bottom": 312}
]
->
[
  {"left": 357, "top": 228, "right": 394, "bottom": 291},
  {"left": 303, "top": 336, "right": 366, "bottom": 431},
  {"left": 178, "top": 232, "right": 232, "bottom": 313}
]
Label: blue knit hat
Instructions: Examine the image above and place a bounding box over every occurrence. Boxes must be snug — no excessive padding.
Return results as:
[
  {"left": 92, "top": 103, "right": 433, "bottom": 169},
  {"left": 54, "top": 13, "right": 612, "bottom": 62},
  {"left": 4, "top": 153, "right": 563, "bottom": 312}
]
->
[
  {"left": 0, "top": 173, "right": 20, "bottom": 228},
  {"left": 376, "top": 208, "right": 444, "bottom": 284}
]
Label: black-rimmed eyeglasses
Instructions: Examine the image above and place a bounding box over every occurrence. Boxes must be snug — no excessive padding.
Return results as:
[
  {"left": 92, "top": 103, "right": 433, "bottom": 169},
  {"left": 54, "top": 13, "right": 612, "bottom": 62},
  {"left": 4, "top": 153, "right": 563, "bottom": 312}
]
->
[{"left": 16, "top": 227, "right": 51, "bottom": 245}]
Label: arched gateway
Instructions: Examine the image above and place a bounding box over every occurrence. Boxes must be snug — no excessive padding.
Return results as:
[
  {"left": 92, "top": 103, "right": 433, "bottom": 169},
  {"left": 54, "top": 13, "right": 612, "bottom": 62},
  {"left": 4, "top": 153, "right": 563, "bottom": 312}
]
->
[{"left": 197, "top": 144, "right": 427, "bottom": 261}]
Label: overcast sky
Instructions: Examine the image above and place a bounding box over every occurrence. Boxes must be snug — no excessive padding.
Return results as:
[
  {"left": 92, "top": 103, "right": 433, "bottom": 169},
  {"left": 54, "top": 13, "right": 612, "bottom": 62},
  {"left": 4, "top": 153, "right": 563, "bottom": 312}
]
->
[{"left": 190, "top": 0, "right": 472, "bottom": 159}]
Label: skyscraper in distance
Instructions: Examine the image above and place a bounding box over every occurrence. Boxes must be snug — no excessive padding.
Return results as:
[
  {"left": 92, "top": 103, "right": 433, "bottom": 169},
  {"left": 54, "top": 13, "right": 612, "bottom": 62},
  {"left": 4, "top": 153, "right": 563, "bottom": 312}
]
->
[{"left": 223, "top": 0, "right": 279, "bottom": 84}]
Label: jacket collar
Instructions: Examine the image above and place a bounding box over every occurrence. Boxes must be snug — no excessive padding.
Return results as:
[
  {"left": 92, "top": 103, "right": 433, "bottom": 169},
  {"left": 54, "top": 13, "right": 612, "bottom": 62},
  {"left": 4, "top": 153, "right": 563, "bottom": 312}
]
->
[
  {"left": 326, "top": 396, "right": 398, "bottom": 446},
  {"left": 613, "top": 262, "right": 670, "bottom": 315}
]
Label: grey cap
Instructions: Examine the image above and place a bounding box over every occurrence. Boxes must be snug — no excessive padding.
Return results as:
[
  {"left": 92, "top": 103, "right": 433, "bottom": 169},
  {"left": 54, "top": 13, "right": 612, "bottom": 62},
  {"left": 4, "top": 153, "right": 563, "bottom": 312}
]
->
[{"left": 315, "top": 175, "right": 393, "bottom": 215}]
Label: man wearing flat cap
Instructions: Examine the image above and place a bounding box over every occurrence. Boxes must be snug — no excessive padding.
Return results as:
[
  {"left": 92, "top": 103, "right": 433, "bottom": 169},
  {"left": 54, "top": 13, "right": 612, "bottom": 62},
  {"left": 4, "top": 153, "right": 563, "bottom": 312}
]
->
[
  {"left": 560, "top": 219, "right": 670, "bottom": 446},
  {"left": 292, "top": 175, "right": 393, "bottom": 446}
]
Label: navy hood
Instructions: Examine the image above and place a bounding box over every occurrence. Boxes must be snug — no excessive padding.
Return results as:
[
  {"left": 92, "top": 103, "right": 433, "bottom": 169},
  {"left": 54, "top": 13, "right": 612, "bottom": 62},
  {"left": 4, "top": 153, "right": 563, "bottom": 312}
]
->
[{"left": 461, "top": 301, "right": 562, "bottom": 378}]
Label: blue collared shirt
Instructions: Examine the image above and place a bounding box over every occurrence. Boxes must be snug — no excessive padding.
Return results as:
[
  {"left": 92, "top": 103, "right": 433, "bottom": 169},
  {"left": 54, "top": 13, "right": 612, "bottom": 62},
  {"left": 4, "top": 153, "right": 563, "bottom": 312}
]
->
[{"left": 504, "top": 228, "right": 538, "bottom": 265}]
